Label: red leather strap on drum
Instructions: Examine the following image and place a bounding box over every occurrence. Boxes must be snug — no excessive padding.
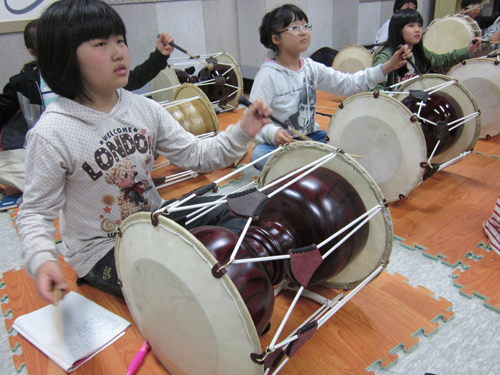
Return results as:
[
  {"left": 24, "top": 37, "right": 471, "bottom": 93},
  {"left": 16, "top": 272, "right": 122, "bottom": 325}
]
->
[
  {"left": 178, "top": 182, "right": 217, "bottom": 201},
  {"left": 250, "top": 348, "right": 285, "bottom": 370},
  {"left": 288, "top": 245, "right": 323, "bottom": 287},
  {"left": 226, "top": 188, "right": 270, "bottom": 219},
  {"left": 286, "top": 320, "right": 318, "bottom": 358}
]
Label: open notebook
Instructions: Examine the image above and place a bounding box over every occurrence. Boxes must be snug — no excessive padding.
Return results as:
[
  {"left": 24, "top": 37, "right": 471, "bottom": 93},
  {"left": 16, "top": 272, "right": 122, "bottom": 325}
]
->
[{"left": 13, "top": 291, "right": 131, "bottom": 372}]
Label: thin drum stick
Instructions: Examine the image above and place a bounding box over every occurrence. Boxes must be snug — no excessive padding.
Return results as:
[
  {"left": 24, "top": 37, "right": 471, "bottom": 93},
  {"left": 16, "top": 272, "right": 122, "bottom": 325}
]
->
[
  {"left": 289, "top": 128, "right": 313, "bottom": 141},
  {"left": 472, "top": 39, "right": 491, "bottom": 44},
  {"left": 238, "top": 96, "right": 288, "bottom": 127},
  {"left": 397, "top": 44, "right": 422, "bottom": 75},
  {"left": 238, "top": 97, "right": 362, "bottom": 157},
  {"left": 170, "top": 42, "right": 214, "bottom": 70}
]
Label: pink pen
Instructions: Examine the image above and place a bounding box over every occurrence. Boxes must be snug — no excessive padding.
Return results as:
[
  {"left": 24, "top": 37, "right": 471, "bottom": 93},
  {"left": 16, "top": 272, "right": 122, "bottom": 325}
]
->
[{"left": 126, "top": 341, "right": 150, "bottom": 375}]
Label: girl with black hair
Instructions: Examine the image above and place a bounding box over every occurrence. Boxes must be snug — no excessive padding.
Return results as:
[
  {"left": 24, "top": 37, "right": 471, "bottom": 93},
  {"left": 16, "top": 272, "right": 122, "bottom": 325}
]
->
[
  {"left": 249, "top": 4, "right": 409, "bottom": 171},
  {"left": 17, "top": 0, "right": 273, "bottom": 303},
  {"left": 371, "top": 9, "right": 482, "bottom": 91},
  {"left": 0, "top": 18, "right": 177, "bottom": 195},
  {"left": 374, "top": 0, "right": 418, "bottom": 45}
]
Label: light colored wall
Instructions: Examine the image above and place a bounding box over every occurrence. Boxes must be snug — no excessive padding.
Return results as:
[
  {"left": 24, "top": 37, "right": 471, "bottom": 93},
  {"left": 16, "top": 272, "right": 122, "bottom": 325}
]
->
[{"left": 0, "top": 1, "right": 442, "bottom": 88}]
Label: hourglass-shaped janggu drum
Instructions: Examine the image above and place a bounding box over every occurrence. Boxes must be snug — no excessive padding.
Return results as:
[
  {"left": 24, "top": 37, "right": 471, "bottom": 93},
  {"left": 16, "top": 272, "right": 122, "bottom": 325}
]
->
[
  {"left": 149, "top": 52, "right": 243, "bottom": 113},
  {"left": 327, "top": 74, "right": 481, "bottom": 202},
  {"left": 115, "top": 142, "right": 393, "bottom": 375}
]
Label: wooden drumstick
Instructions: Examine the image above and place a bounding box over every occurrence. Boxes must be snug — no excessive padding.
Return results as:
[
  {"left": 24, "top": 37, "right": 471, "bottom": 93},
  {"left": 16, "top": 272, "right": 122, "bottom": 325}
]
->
[
  {"left": 238, "top": 97, "right": 331, "bottom": 144},
  {"left": 170, "top": 42, "right": 214, "bottom": 71},
  {"left": 472, "top": 39, "right": 491, "bottom": 44},
  {"left": 238, "top": 96, "right": 288, "bottom": 127},
  {"left": 289, "top": 128, "right": 313, "bottom": 141},
  {"left": 397, "top": 44, "right": 422, "bottom": 75}
]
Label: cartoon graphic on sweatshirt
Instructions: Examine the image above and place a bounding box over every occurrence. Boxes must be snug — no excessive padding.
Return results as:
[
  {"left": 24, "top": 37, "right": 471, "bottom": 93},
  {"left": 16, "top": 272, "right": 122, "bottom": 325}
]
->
[
  {"left": 284, "top": 74, "right": 317, "bottom": 134},
  {"left": 105, "top": 159, "right": 152, "bottom": 221}
]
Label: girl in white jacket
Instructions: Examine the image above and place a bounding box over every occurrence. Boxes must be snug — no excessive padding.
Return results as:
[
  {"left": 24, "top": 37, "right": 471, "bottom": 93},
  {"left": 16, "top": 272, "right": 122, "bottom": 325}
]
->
[
  {"left": 250, "top": 4, "right": 410, "bottom": 170},
  {"left": 18, "top": 0, "right": 272, "bottom": 303}
]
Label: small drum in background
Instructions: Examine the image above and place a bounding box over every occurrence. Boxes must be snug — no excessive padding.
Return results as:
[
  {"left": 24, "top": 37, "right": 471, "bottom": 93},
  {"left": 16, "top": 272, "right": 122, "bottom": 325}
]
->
[
  {"left": 159, "top": 83, "right": 219, "bottom": 136},
  {"left": 150, "top": 51, "right": 243, "bottom": 112},
  {"left": 447, "top": 58, "right": 500, "bottom": 139},
  {"left": 327, "top": 74, "right": 481, "bottom": 201},
  {"left": 332, "top": 44, "right": 373, "bottom": 74},
  {"left": 423, "top": 14, "right": 481, "bottom": 54},
  {"left": 115, "top": 142, "right": 392, "bottom": 374}
]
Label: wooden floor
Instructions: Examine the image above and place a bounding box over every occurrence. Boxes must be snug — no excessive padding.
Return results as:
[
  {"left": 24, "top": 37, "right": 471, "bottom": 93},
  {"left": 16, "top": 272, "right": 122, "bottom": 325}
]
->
[{"left": 2, "top": 90, "right": 500, "bottom": 374}]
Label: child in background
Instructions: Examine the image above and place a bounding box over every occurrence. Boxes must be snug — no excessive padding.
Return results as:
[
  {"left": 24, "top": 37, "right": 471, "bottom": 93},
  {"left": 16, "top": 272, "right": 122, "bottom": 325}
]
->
[
  {"left": 374, "top": 0, "right": 418, "bottom": 46},
  {"left": 371, "top": 9, "right": 482, "bottom": 91},
  {"left": 249, "top": 4, "right": 410, "bottom": 171},
  {"left": 459, "top": 0, "right": 499, "bottom": 30},
  {"left": 17, "top": 0, "right": 272, "bottom": 303}
]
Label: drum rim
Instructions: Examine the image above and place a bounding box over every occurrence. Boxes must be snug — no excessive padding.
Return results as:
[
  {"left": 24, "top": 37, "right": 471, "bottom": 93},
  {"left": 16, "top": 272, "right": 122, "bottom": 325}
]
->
[
  {"left": 327, "top": 91, "right": 427, "bottom": 202},
  {"left": 394, "top": 73, "right": 481, "bottom": 163},
  {"left": 173, "top": 83, "right": 221, "bottom": 133},
  {"left": 115, "top": 212, "right": 263, "bottom": 375},
  {"left": 430, "top": 13, "right": 481, "bottom": 32},
  {"left": 447, "top": 59, "right": 500, "bottom": 139},
  {"left": 258, "top": 141, "right": 393, "bottom": 290}
]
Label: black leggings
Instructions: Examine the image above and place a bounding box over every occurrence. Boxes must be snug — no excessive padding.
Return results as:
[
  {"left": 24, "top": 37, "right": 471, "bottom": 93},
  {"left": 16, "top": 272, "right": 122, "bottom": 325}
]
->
[{"left": 78, "top": 196, "right": 247, "bottom": 296}]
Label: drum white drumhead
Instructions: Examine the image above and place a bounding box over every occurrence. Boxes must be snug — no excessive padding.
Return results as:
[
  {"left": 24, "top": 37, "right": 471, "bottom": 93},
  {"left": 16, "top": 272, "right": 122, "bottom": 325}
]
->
[
  {"left": 150, "top": 67, "right": 180, "bottom": 103},
  {"left": 447, "top": 59, "right": 500, "bottom": 139},
  {"left": 327, "top": 93, "right": 427, "bottom": 202},
  {"left": 423, "top": 15, "right": 480, "bottom": 54},
  {"left": 115, "top": 213, "right": 263, "bottom": 375},
  {"left": 332, "top": 44, "right": 373, "bottom": 74},
  {"left": 173, "top": 83, "right": 220, "bottom": 134},
  {"left": 393, "top": 74, "right": 481, "bottom": 164},
  {"left": 259, "top": 142, "right": 393, "bottom": 289}
]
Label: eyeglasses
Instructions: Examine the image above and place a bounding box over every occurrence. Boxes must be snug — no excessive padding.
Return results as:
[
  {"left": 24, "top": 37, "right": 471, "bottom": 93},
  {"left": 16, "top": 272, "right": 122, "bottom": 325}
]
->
[
  {"left": 280, "top": 24, "right": 313, "bottom": 35},
  {"left": 466, "top": 4, "right": 483, "bottom": 10}
]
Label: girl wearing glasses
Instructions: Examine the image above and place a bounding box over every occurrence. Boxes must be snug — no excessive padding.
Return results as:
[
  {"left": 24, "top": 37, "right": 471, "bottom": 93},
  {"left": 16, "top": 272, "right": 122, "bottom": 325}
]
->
[{"left": 249, "top": 4, "right": 409, "bottom": 171}]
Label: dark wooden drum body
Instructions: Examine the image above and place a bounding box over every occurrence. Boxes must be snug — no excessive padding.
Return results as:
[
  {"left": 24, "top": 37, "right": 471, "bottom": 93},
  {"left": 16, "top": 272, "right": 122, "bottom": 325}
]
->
[
  {"left": 401, "top": 93, "right": 458, "bottom": 157},
  {"left": 115, "top": 142, "right": 392, "bottom": 375}
]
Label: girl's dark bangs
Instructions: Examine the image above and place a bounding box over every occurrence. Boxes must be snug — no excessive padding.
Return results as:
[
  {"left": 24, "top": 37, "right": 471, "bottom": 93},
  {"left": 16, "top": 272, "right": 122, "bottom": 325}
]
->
[
  {"left": 407, "top": 13, "right": 423, "bottom": 25},
  {"left": 278, "top": 7, "right": 308, "bottom": 28},
  {"left": 74, "top": 5, "right": 126, "bottom": 45}
]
